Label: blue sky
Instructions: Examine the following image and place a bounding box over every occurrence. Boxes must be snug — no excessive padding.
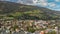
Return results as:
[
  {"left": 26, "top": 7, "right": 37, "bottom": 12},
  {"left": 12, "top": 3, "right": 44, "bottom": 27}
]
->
[{"left": 1, "top": 0, "right": 60, "bottom": 11}]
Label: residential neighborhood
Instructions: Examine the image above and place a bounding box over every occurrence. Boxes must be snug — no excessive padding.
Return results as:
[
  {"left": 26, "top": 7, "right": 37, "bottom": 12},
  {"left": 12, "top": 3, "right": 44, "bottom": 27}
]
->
[{"left": 0, "top": 19, "right": 60, "bottom": 34}]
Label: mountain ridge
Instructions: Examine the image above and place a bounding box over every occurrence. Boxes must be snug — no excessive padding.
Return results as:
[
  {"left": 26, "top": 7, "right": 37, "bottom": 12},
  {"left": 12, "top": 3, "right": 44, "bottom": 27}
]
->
[{"left": 0, "top": 1, "right": 60, "bottom": 20}]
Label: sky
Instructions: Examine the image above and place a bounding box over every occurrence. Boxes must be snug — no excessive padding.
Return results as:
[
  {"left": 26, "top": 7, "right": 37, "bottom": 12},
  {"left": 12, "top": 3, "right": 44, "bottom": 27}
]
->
[{"left": 1, "top": 0, "right": 60, "bottom": 11}]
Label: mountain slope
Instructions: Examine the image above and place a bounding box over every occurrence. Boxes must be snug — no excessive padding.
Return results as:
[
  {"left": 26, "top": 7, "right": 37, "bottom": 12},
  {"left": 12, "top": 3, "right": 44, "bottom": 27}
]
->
[{"left": 0, "top": 1, "right": 60, "bottom": 20}]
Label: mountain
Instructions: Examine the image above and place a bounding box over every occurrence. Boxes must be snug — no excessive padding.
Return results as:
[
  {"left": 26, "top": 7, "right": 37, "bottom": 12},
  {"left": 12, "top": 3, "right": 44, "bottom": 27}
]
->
[{"left": 0, "top": 1, "right": 60, "bottom": 20}]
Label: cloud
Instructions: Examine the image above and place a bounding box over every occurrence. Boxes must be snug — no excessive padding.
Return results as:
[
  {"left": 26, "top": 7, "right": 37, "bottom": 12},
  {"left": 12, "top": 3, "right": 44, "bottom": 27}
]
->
[
  {"left": 55, "top": 0, "right": 60, "bottom": 2},
  {"left": 16, "top": 0, "right": 23, "bottom": 3},
  {"left": 0, "top": 0, "right": 60, "bottom": 11},
  {"left": 0, "top": 0, "right": 11, "bottom": 1},
  {"left": 0, "top": 0, "right": 48, "bottom": 6},
  {"left": 48, "top": 2, "right": 56, "bottom": 7},
  {"left": 48, "top": 2, "right": 60, "bottom": 11},
  {"left": 37, "top": 0, "right": 48, "bottom": 7},
  {"left": 39, "top": 0, "right": 47, "bottom": 2},
  {"left": 48, "top": 5, "right": 60, "bottom": 11},
  {"left": 17, "top": 0, "right": 33, "bottom": 5},
  {"left": 16, "top": 0, "right": 48, "bottom": 6},
  {"left": 0, "top": 0, "right": 4, "bottom": 1},
  {"left": 39, "top": 2, "right": 48, "bottom": 7}
]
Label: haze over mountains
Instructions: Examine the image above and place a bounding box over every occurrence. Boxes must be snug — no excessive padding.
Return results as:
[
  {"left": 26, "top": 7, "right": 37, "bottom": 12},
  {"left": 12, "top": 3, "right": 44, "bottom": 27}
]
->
[
  {"left": 0, "top": 1, "right": 60, "bottom": 20},
  {"left": 1, "top": 0, "right": 60, "bottom": 11}
]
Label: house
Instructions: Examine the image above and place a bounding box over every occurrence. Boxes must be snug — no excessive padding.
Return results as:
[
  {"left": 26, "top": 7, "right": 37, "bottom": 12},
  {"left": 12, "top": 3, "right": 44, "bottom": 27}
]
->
[
  {"left": 40, "top": 31, "right": 45, "bottom": 34},
  {"left": 34, "top": 31, "right": 40, "bottom": 34},
  {"left": 27, "top": 32, "right": 33, "bottom": 34},
  {"left": 13, "top": 30, "right": 25, "bottom": 34},
  {"left": 34, "top": 20, "right": 47, "bottom": 25}
]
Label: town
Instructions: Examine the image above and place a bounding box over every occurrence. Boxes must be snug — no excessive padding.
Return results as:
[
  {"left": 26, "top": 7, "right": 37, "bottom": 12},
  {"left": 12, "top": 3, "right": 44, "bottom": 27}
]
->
[
  {"left": 0, "top": 0, "right": 60, "bottom": 34},
  {"left": 0, "top": 18, "right": 60, "bottom": 34}
]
